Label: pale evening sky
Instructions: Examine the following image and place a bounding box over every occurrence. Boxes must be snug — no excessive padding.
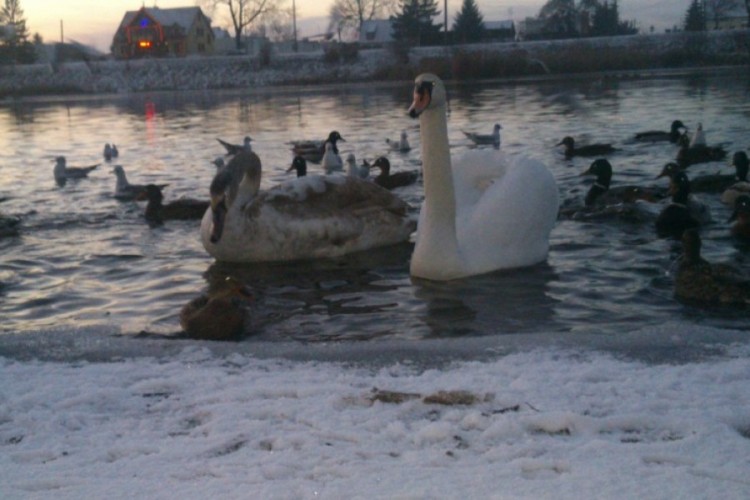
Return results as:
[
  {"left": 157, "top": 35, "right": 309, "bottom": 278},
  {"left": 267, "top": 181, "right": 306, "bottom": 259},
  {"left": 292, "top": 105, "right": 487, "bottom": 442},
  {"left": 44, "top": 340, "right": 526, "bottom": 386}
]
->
[{"left": 20, "top": 0, "right": 687, "bottom": 53}]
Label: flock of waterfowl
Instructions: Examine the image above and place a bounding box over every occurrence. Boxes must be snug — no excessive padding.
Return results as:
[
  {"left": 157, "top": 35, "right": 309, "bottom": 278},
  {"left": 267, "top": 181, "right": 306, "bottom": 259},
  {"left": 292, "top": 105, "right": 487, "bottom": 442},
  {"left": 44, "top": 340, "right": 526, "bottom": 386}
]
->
[
  {"left": 2, "top": 73, "right": 749, "bottom": 340},
  {"left": 557, "top": 117, "right": 750, "bottom": 307}
]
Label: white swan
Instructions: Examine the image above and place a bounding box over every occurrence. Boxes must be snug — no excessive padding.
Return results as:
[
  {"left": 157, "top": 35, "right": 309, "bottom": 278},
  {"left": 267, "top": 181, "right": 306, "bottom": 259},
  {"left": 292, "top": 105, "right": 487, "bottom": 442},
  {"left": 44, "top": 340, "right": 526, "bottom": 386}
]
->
[
  {"left": 407, "top": 73, "right": 559, "bottom": 281},
  {"left": 200, "top": 151, "right": 416, "bottom": 262}
]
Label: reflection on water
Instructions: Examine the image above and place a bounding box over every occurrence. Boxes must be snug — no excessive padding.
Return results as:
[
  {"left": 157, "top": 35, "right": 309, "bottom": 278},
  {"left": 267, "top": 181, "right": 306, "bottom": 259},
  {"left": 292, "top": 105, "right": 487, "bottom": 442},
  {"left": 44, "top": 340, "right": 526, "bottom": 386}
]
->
[{"left": 1, "top": 69, "right": 750, "bottom": 344}]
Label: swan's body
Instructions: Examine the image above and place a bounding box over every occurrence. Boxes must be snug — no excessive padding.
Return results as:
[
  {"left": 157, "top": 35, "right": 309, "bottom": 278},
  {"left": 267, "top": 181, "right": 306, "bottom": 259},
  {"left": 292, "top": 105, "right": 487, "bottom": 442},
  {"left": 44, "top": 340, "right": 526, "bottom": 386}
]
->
[
  {"left": 201, "top": 151, "right": 416, "bottom": 262},
  {"left": 408, "top": 73, "right": 558, "bottom": 280},
  {"left": 463, "top": 123, "right": 502, "bottom": 147}
]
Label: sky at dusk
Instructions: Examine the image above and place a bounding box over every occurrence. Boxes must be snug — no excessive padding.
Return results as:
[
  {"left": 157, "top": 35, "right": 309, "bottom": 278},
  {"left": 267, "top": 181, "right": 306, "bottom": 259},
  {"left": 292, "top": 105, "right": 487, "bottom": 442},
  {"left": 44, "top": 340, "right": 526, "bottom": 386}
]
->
[{"left": 19, "top": 0, "right": 688, "bottom": 53}]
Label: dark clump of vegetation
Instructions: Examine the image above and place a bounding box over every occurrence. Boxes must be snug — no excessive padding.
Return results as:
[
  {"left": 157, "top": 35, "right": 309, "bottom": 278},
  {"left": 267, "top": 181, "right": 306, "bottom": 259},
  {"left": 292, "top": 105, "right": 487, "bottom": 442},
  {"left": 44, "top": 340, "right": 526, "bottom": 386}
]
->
[{"left": 323, "top": 43, "right": 359, "bottom": 64}]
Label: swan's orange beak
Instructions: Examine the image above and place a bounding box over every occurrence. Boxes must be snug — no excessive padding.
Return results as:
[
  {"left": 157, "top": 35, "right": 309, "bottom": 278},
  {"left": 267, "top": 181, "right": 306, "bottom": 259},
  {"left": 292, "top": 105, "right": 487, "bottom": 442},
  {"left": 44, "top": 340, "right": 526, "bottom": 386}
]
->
[{"left": 408, "top": 82, "right": 432, "bottom": 118}]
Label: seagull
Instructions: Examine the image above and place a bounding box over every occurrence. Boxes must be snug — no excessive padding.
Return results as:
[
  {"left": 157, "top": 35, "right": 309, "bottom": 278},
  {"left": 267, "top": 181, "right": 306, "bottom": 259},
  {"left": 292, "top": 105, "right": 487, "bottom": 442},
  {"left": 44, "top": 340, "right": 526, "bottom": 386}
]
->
[
  {"left": 217, "top": 136, "right": 253, "bottom": 156},
  {"left": 346, "top": 153, "right": 370, "bottom": 179},
  {"left": 386, "top": 130, "right": 412, "bottom": 152},
  {"left": 463, "top": 123, "right": 502, "bottom": 147},
  {"left": 53, "top": 156, "right": 99, "bottom": 186}
]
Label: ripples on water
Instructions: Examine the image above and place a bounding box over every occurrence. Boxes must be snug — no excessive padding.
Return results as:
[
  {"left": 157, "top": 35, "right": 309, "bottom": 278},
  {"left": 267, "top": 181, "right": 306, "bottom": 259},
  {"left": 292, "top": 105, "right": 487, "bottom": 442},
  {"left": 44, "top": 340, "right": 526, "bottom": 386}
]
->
[{"left": 1, "top": 70, "right": 749, "bottom": 343}]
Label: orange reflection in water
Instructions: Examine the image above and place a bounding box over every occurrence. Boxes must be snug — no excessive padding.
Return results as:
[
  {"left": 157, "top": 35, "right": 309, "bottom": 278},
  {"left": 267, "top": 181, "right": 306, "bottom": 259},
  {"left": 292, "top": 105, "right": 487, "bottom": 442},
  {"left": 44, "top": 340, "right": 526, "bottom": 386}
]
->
[{"left": 145, "top": 100, "right": 156, "bottom": 145}]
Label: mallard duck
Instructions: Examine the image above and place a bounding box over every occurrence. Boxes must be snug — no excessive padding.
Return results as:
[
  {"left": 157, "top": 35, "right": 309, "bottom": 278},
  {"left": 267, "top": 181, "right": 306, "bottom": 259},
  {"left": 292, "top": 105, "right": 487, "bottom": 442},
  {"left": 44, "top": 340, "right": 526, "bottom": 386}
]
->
[
  {"left": 53, "top": 156, "right": 99, "bottom": 186},
  {"left": 675, "top": 132, "right": 727, "bottom": 168},
  {"left": 217, "top": 136, "right": 252, "bottom": 156},
  {"left": 112, "top": 165, "right": 167, "bottom": 201},
  {"left": 286, "top": 155, "right": 307, "bottom": 177},
  {"left": 179, "top": 278, "right": 255, "bottom": 341},
  {"left": 407, "top": 73, "right": 558, "bottom": 280},
  {"left": 345, "top": 153, "right": 369, "bottom": 179},
  {"left": 633, "top": 120, "right": 687, "bottom": 143},
  {"left": 290, "top": 131, "right": 344, "bottom": 164},
  {"left": 729, "top": 194, "right": 750, "bottom": 241},
  {"left": 720, "top": 152, "right": 750, "bottom": 206},
  {"left": 657, "top": 159, "right": 744, "bottom": 194},
  {"left": 674, "top": 228, "right": 750, "bottom": 306},
  {"left": 136, "top": 184, "right": 209, "bottom": 226},
  {"left": 201, "top": 151, "right": 416, "bottom": 262},
  {"left": 556, "top": 136, "right": 617, "bottom": 158},
  {"left": 463, "top": 123, "right": 502, "bottom": 147},
  {"left": 582, "top": 158, "right": 661, "bottom": 207},
  {"left": 655, "top": 171, "right": 701, "bottom": 239},
  {"left": 386, "top": 130, "right": 412, "bottom": 152},
  {"left": 370, "top": 157, "right": 420, "bottom": 190}
]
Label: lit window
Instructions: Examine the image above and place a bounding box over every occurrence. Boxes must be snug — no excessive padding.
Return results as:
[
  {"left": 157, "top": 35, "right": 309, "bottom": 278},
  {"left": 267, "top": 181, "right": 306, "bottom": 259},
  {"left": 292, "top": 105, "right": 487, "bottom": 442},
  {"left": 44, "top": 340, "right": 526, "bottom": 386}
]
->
[{"left": 139, "top": 40, "right": 152, "bottom": 48}]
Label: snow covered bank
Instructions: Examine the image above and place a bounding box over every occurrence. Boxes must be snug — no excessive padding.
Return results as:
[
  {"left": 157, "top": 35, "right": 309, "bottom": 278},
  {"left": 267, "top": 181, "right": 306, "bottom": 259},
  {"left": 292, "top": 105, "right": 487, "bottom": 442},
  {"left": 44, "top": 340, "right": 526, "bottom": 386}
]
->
[
  {"left": 1, "top": 326, "right": 749, "bottom": 499},
  {"left": 1, "top": 29, "right": 747, "bottom": 96}
]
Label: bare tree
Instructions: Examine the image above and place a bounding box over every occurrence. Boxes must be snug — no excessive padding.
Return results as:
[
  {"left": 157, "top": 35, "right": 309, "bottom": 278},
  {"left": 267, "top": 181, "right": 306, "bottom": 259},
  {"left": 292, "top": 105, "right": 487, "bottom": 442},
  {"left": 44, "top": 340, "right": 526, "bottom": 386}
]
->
[
  {"left": 326, "top": 0, "right": 398, "bottom": 37},
  {"left": 705, "top": 0, "right": 739, "bottom": 28},
  {"left": 202, "top": 0, "right": 283, "bottom": 50}
]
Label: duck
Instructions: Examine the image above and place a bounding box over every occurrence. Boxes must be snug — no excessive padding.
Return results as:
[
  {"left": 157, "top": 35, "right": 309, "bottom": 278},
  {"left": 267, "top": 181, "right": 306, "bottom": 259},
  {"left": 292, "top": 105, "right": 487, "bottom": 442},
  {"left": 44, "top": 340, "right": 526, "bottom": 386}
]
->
[
  {"left": 559, "top": 158, "right": 661, "bottom": 222},
  {"left": 407, "top": 73, "right": 558, "bottom": 280},
  {"left": 633, "top": 120, "right": 687, "bottom": 143},
  {"left": 179, "top": 278, "right": 255, "bottom": 341},
  {"left": 463, "top": 123, "right": 502, "bottom": 147},
  {"left": 136, "top": 184, "right": 209, "bottom": 226},
  {"left": 674, "top": 228, "right": 750, "bottom": 306},
  {"left": 217, "top": 136, "right": 252, "bottom": 156},
  {"left": 345, "top": 153, "right": 369, "bottom": 179},
  {"left": 582, "top": 158, "right": 662, "bottom": 207},
  {"left": 201, "top": 150, "right": 417, "bottom": 262},
  {"left": 386, "top": 130, "right": 412, "bottom": 152},
  {"left": 720, "top": 152, "right": 750, "bottom": 206},
  {"left": 675, "top": 132, "right": 727, "bottom": 168},
  {"left": 0, "top": 213, "right": 21, "bottom": 238},
  {"left": 286, "top": 155, "right": 307, "bottom": 178},
  {"left": 53, "top": 156, "right": 99, "bottom": 186},
  {"left": 370, "top": 157, "right": 420, "bottom": 190},
  {"left": 657, "top": 159, "right": 745, "bottom": 194},
  {"left": 104, "top": 143, "right": 114, "bottom": 161},
  {"left": 728, "top": 194, "right": 750, "bottom": 241},
  {"left": 321, "top": 141, "right": 344, "bottom": 173},
  {"left": 655, "top": 171, "right": 701, "bottom": 239},
  {"left": 112, "top": 165, "right": 167, "bottom": 201},
  {"left": 556, "top": 136, "right": 617, "bottom": 158},
  {"left": 290, "top": 131, "right": 345, "bottom": 164}
]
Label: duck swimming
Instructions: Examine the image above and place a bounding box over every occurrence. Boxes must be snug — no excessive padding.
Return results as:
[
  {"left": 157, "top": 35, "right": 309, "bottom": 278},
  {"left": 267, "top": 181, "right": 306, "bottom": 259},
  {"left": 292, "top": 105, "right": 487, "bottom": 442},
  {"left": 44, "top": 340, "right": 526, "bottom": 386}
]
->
[
  {"left": 407, "top": 73, "right": 558, "bottom": 280},
  {"left": 720, "top": 152, "right": 750, "bottom": 206},
  {"left": 370, "top": 157, "right": 420, "bottom": 190},
  {"left": 633, "top": 120, "right": 687, "bottom": 143},
  {"left": 657, "top": 159, "right": 745, "bottom": 194},
  {"left": 463, "top": 123, "right": 502, "bottom": 147},
  {"left": 655, "top": 171, "right": 700, "bottom": 239},
  {"left": 556, "top": 136, "right": 616, "bottom": 158},
  {"left": 729, "top": 194, "right": 750, "bottom": 241},
  {"left": 217, "top": 136, "right": 252, "bottom": 156},
  {"left": 136, "top": 184, "right": 209, "bottom": 226},
  {"left": 179, "top": 278, "right": 255, "bottom": 341},
  {"left": 674, "top": 228, "right": 750, "bottom": 306},
  {"left": 53, "top": 156, "right": 99, "bottom": 186},
  {"left": 386, "top": 130, "right": 412, "bottom": 152},
  {"left": 112, "top": 165, "right": 167, "bottom": 201},
  {"left": 290, "top": 131, "right": 344, "bottom": 164},
  {"left": 201, "top": 150, "right": 416, "bottom": 262},
  {"left": 675, "top": 132, "right": 727, "bottom": 168}
]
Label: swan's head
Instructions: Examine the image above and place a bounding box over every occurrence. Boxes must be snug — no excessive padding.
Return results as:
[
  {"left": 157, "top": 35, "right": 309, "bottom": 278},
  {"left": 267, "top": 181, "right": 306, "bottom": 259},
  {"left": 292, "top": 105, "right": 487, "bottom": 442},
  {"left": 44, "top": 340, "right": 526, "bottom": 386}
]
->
[{"left": 408, "top": 73, "right": 445, "bottom": 118}]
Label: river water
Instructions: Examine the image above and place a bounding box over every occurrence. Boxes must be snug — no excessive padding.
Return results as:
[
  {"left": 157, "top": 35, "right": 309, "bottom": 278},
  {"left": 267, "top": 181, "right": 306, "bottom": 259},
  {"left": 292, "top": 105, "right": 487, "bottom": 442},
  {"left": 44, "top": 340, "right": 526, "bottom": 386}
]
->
[{"left": 1, "top": 69, "right": 749, "bottom": 352}]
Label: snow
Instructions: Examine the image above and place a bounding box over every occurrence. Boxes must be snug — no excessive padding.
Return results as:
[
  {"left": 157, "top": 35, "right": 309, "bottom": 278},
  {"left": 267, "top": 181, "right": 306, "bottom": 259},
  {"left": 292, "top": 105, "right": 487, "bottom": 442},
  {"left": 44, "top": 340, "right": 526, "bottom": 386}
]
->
[{"left": 1, "top": 326, "right": 750, "bottom": 499}]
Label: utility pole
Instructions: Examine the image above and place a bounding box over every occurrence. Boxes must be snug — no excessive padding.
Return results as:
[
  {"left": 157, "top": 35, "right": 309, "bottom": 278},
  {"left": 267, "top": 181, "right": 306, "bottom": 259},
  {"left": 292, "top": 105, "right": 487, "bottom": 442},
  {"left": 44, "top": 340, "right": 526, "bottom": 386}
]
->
[
  {"left": 293, "top": 0, "right": 298, "bottom": 52},
  {"left": 60, "top": 20, "right": 64, "bottom": 43},
  {"left": 444, "top": 0, "right": 448, "bottom": 46}
]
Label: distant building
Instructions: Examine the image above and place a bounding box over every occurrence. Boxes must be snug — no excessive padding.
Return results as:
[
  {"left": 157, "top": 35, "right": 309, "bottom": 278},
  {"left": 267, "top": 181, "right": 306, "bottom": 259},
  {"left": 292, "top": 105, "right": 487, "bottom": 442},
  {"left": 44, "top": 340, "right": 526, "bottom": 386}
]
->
[
  {"left": 709, "top": 6, "right": 748, "bottom": 30},
  {"left": 484, "top": 20, "right": 516, "bottom": 42},
  {"left": 359, "top": 20, "right": 394, "bottom": 45},
  {"left": 111, "top": 6, "right": 214, "bottom": 59}
]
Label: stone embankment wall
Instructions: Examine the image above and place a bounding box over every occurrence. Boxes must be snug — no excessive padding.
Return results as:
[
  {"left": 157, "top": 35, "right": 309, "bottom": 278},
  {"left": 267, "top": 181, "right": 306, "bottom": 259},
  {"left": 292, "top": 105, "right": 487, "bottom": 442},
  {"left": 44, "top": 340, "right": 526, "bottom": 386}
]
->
[{"left": 0, "top": 29, "right": 748, "bottom": 96}]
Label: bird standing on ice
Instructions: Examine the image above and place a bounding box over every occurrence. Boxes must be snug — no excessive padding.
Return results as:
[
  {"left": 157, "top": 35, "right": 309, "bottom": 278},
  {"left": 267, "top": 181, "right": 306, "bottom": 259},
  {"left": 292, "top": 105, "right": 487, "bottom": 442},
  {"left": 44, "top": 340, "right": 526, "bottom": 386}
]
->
[{"left": 407, "top": 73, "right": 558, "bottom": 280}]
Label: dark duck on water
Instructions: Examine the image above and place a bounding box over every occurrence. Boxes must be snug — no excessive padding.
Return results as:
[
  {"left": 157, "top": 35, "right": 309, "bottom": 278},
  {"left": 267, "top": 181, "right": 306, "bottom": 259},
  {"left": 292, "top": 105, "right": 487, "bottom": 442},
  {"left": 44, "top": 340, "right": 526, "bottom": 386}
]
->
[
  {"left": 633, "top": 120, "right": 687, "bottom": 143},
  {"left": 655, "top": 171, "right": 700, "bottom": 239},
  {"left": 556, "top": 136, "right": 617, "bottom": 158}
]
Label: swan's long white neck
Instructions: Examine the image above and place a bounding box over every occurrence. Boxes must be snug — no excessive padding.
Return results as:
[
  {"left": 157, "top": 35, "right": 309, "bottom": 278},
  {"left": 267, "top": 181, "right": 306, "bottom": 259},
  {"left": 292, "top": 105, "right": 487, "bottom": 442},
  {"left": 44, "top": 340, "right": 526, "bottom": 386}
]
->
[{"left": 413, "top": 100, "right": 464, "bottom": 278}]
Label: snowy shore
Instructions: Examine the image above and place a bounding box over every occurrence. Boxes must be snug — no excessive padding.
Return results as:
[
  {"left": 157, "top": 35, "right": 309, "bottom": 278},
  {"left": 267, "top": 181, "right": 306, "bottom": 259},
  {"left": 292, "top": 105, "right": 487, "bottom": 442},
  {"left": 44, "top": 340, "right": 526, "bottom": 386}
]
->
[{"left": 1, "top": 29, "right": 748, "bottom": 96}]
